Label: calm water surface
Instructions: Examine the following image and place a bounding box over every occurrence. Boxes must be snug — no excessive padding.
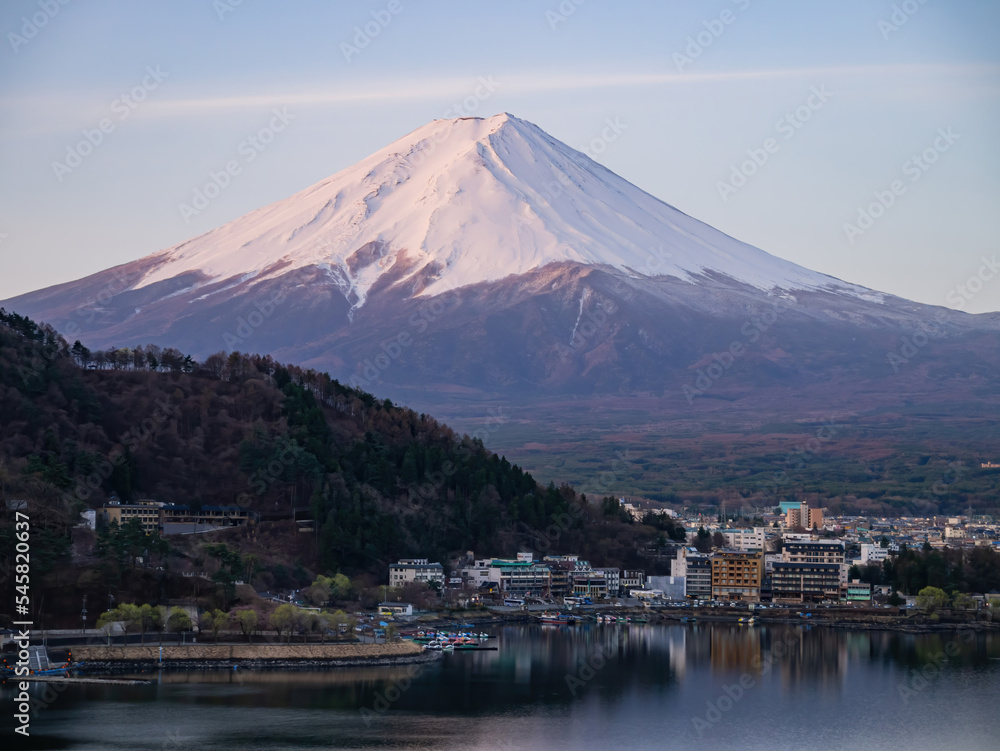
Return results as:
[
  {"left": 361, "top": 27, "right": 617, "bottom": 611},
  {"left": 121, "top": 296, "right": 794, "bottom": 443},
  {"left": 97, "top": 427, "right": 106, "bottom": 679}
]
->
[{"left": 4, "top": 623, "right": 998, "bottom": 750}]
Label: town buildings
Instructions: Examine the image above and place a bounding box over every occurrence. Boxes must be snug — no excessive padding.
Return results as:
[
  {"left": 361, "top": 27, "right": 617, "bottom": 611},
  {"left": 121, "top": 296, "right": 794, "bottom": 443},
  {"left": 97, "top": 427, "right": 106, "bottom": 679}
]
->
[{"left": 418, "top": 510, "right": 997, "bottom": 607}]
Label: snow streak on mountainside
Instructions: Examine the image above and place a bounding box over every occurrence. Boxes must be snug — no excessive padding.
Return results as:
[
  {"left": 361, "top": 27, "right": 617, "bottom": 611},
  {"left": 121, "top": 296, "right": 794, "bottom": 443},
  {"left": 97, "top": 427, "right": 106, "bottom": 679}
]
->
[{"left": 133, "top": 113, "right": 869, "bottom": 314}]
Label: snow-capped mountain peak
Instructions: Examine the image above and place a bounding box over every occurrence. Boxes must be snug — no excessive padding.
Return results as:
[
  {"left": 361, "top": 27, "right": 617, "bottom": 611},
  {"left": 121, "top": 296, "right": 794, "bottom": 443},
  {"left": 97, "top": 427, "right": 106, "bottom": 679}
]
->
[{"left": 135, "top": 113, "right": 859, "bottom": 313}]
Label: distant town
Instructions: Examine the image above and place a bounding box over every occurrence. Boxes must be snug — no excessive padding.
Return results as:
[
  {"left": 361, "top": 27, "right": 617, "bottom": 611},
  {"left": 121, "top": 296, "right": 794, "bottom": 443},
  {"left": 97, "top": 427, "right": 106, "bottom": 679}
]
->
[{"left": 85, "top": 496, "right": 998, "bottom": 611}]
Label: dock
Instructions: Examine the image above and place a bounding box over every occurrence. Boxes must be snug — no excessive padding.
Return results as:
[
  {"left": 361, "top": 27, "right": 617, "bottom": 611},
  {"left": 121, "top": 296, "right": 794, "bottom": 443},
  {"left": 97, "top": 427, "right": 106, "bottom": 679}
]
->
[{"left": 20, "top": 675, "right": 151, "bottom": 686}]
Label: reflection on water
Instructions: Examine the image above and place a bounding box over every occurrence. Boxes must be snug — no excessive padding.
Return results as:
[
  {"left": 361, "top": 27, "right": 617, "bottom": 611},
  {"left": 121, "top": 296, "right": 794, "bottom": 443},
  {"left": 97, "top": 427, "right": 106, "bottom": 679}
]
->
[{"left": 3, "top": 623, "right": 998, "bottom": 751}]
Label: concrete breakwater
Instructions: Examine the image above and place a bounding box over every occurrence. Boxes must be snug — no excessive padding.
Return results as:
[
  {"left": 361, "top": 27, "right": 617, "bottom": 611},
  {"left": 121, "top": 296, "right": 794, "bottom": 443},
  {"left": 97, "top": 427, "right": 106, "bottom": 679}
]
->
[{"left": 72, "top": 642, "right": 430, "bottom": 672}]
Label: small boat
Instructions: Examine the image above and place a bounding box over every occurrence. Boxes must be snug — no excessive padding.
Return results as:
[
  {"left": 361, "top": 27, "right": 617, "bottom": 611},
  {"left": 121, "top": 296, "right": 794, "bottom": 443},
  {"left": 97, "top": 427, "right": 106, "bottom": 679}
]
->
[{"left": 538, "top": 612, "right": 576, "bottom": 624}]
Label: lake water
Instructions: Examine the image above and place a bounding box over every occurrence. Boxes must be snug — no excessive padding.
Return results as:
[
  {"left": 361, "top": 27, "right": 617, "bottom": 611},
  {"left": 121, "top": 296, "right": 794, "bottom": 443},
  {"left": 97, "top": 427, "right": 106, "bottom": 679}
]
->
[{"left": 4, "top": 622, "right": 999, "bottom": 750}]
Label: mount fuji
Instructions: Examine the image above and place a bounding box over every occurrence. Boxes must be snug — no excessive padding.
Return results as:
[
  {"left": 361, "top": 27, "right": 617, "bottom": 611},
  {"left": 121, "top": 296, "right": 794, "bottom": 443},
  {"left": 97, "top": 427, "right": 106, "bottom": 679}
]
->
[{"left": 4, "top": 113, "right": 998, "bottom": 418}]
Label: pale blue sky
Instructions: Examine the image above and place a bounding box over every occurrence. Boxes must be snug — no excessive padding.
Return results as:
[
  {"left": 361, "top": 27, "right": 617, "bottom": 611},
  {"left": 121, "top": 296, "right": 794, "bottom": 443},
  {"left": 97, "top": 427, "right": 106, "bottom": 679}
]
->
[{"left": 2, "top": 0, "right": 998, "bottom": 311}]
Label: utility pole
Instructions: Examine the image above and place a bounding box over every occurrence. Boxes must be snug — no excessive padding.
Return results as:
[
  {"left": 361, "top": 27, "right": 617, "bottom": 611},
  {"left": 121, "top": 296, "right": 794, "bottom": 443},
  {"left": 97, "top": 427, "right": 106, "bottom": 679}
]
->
[{"left": 81, "top": 595, "right": 88, "bottom": 633}]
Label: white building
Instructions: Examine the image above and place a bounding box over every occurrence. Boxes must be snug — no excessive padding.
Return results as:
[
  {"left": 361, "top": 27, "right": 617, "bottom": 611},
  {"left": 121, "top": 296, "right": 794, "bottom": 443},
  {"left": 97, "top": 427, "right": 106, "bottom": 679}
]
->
[
  {"left": 378, "top": 602, "right": 413, "bottom": 617},
  {"left": 672, "top": 549, "right": 711, "bottom": 599},
  {"left": 388, "top": 559, "right": 445, "bottom": 588},
  {"left": 593, "top": 567, "right": 621, "bottom": 596},
  {"left": 764, "top": 553, "right": 783, "bottom": 573},
  {"left": 859, "top": 543, "right": 890, "bottom": 565},
  {"left": 720, "top": 527, "right": 766, "bottom": 551},
  {"left": 647, "top": 575, "right": 686, "bottom": 601}
]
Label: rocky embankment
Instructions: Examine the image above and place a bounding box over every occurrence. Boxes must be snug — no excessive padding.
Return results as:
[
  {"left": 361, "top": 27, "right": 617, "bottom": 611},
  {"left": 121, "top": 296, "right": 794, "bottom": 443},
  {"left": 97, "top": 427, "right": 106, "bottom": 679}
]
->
[{"left": 72, "top": 641, "right": 434, "bottom": 672}]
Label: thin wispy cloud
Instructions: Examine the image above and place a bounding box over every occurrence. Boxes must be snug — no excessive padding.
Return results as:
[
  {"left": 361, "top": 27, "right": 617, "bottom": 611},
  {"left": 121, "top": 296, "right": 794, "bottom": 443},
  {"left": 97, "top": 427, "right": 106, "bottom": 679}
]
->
[
  {"left": 6, "top": 62, "right": 996, "bottom": 126},
  {"left": 144, "top": 62, "right": 1000, "bottom": 116}
]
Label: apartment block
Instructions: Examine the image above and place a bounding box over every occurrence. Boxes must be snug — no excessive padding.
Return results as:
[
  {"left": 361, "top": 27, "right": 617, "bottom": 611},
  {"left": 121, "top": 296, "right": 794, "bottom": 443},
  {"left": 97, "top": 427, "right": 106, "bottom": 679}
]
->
[
  {"left": 785, "top": 502, "right": 825, "bottom": 530},
  {"left": 710, "top": 550, "right": 764, "bottom": 602},
  {"left": 720, "top": 527, "right": 766, "bottom": 551}
]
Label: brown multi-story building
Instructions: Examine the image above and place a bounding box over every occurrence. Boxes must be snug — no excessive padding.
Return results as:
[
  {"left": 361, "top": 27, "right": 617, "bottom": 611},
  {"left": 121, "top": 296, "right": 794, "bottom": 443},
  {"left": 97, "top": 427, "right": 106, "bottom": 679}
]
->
[
  {"left": 710, "top": 550, "right": 764, "bottom": 602},
  {"left": 785, "top": 502, "right": 824, "bottom": 530}
]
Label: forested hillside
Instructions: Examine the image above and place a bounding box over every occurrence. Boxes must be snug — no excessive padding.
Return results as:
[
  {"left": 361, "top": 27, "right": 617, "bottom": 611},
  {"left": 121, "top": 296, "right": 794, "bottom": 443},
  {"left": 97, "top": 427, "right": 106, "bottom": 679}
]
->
[{"left": 0, "top": 308, "right": 678, "bottom": 613}]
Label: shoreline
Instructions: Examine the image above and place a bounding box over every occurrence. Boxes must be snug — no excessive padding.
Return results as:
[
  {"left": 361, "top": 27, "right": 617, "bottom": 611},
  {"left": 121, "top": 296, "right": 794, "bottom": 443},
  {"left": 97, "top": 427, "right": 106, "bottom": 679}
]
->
[
  {"left": 479, "top": 608, "right": 997, "bottom": 634},
  {"left": 68, "top": 641, "right": 435, "bottom": 673}
]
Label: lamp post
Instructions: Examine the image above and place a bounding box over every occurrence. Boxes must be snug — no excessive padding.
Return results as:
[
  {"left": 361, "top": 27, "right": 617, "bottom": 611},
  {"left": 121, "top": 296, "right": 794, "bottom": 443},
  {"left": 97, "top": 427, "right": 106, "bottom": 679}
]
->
[{"left": 81, "top": 595, "right": 88, "bottom": 633}]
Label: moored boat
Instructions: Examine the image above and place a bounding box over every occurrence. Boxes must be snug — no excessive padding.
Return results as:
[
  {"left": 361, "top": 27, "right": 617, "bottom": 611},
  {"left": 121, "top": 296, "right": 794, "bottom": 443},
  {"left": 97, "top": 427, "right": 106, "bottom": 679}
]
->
[{"left": 538, "top": 612, "right": 576, "bottom": 624}]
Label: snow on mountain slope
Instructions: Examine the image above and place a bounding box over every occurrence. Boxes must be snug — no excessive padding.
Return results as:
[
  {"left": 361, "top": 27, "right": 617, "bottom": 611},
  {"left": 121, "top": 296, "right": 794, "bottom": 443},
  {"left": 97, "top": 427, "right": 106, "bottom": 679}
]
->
[{"left": 135, "top": 113, "right": 871, "bottom": 313}]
